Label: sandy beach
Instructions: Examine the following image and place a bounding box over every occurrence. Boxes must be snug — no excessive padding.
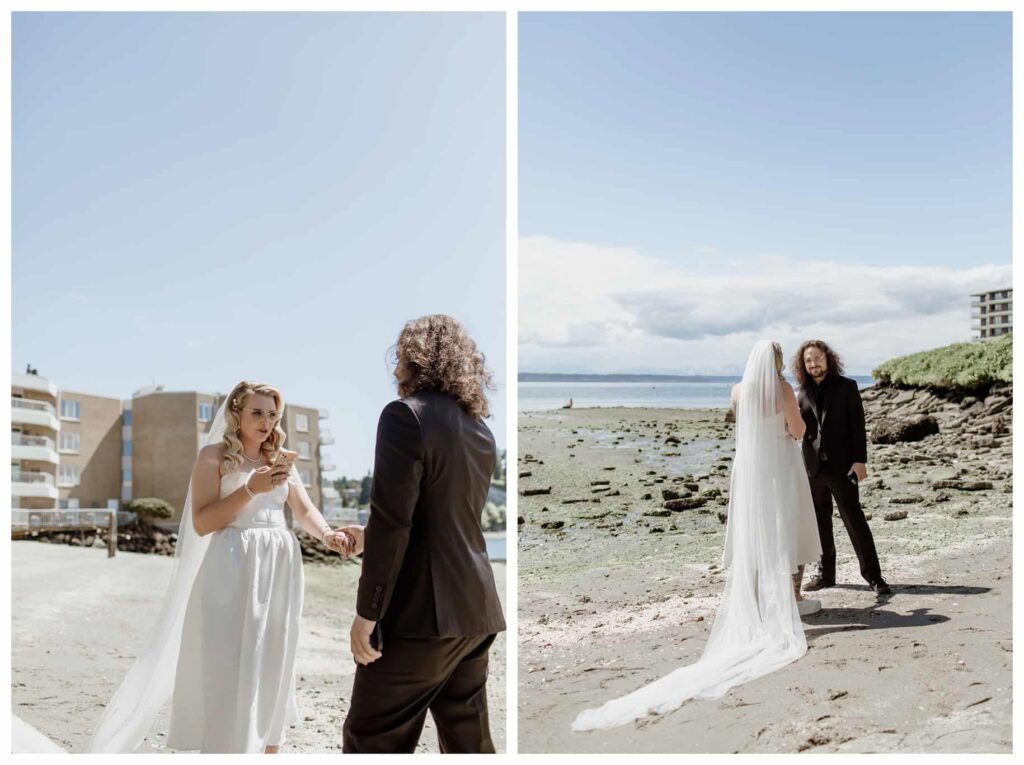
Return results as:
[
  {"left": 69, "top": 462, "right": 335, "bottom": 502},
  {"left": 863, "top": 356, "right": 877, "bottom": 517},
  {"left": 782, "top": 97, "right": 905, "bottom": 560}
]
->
[
  {"left": 11, "top": 542, "right": 506, "bottom": 753},
  {"left": 518, "top": 402, "right": 1011, "bottom": 753}
]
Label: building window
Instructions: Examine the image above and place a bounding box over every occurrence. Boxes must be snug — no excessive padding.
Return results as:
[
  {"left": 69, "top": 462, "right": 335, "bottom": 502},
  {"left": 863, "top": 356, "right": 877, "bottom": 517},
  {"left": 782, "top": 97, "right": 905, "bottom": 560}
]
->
[
  {"left": 296, "top": 413, "right": 309, "bottom": 432},
  {"left": 123, "top": 409, "right": 132, "bottom": 426},
  {"left": 123, "top": 440, "right": 132, "bottom": 457},
  {"left": 59, "top": 432, "right": 81, "bottom": 453},
  {"left": 58, "top": 464, "right": 80, "bottom": 487},
  {"left": 60, "top": 399, "right": 81, "bottom": 420},
  {"left": 299, "top": 470, "right": 312, "bottom": 486},
  {"left": 297, "top": 441, "right": 311, "bottom": 459},
  {"left": 198, "top": 402, "right": 214, "bottom": 422}
]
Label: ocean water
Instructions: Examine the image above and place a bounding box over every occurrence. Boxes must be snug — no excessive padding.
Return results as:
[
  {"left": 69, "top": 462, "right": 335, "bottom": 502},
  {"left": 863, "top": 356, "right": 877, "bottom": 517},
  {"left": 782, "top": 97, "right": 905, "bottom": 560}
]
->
[
  {"left": 519, "top": 377, "right": 875, "bottom": 412},
  {"left": 486, "top": 534, "right": 506, "bottom": 561}
]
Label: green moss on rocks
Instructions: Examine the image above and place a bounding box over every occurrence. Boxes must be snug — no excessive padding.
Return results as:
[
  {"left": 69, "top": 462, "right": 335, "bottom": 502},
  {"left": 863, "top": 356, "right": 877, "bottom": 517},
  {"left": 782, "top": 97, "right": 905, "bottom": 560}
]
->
[{"left": 872, "top": 333, "right": 1012, "bottom": 391}]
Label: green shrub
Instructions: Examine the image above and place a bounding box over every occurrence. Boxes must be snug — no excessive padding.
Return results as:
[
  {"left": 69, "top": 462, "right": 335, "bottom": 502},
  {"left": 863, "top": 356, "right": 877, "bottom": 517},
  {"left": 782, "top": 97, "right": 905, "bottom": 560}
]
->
[
  {"left": 872, "top": 333, "right": 1012, "bottom": 391},
  {"left": 127, "top": 497, "right": 175, "bottom": 523}
]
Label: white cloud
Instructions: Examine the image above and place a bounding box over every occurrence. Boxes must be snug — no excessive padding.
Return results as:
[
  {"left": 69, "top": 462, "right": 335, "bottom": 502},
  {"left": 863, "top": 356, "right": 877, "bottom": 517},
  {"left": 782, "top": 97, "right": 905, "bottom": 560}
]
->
[{"left": 519, "top": 236, "right": 1011, "bottom": 375}]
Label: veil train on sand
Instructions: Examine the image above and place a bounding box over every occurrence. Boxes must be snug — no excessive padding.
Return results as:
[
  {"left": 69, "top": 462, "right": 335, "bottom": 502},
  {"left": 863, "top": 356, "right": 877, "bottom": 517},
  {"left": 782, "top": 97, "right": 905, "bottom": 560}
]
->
[{"left": 572, "top": 341, "right": 813, "bottom": 731}]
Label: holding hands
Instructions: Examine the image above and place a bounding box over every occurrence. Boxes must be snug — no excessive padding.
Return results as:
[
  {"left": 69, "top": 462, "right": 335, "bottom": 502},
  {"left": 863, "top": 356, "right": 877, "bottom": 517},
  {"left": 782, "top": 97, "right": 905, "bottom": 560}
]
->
[{"left": 322, "top": 525, "right": 365, "bottom": 558}]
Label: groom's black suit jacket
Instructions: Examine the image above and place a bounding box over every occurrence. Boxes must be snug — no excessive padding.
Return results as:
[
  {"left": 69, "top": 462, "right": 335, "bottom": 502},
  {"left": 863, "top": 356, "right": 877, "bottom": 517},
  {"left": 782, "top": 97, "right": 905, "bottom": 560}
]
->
[
  {"left": 797, "top": 373, "right": 868, "bottom": 478},
  {"left": 356, "top": 390, "right": 506, "bottom": 638}
]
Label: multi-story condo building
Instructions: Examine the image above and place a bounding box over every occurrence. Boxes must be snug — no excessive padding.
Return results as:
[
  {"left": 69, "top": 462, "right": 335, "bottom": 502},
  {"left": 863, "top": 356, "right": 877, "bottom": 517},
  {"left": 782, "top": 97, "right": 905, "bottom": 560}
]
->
[
  {"left": 55, "top": 389, "right": 123, "bottom": 510},
  {"left": 972, "top": 288, "right": 1013, "bottom": 341},
  {"left": 11, "top": 371, "right": 60, "bottom": 510},
  {"left": 10, "top": 375, "right": 334, "bottom": 527}
]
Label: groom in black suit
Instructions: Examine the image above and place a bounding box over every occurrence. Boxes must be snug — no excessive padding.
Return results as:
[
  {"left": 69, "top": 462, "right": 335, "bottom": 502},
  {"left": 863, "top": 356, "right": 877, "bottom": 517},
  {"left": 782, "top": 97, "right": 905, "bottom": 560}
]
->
[
  {"left": 794, "top": 340, "right": 891, "bottom": 596},
  {"left": 343, "top": 316, "right": 506, "bottom": 754}
]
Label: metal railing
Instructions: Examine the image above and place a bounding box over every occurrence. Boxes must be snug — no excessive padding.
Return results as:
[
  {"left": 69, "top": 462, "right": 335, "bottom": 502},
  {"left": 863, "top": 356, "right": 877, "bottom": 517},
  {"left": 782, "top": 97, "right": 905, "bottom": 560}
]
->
[
  {"left": 12, "top": 434, "right": 56, "bottom": 450},
  {"left": 11, "top": 397, "right": 56, "bottom": 415},
  {"left": 11, "top": 509, "right": 119, "bottom": 557},
  {"left": 12, "top": 471, "right": 55, "bottom": 486}
]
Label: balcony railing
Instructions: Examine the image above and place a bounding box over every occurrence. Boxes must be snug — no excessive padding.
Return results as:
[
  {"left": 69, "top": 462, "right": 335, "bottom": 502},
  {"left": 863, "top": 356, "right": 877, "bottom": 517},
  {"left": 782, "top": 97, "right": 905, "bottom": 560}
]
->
[
  {"left": 320, "top": 462, "right": 336, "bottom": 472},
  {"left": 11, "top": 397, "right": 56, "bottom": 415},
  {"left": 319, "top": 429, "right": 335, "bottom": 445},
  {"left": 12, "top": 434, "right": 56, "bottom": 450},
  {"left": 12, "top": 470, "right": 55, "bottom": 486},
  {"left": 318, "top": 408, "right": 329, "bottom": 419}
]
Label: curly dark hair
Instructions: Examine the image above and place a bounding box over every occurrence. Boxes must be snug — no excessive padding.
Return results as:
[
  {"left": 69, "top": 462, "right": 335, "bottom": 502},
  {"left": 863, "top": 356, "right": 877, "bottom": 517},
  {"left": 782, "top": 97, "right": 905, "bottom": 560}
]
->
[
  {"left": 392, "top": 314, "right": 494, "bottom": 419},
  {"left": 791, "top": 339, "right": 846, "bottom": 387}
]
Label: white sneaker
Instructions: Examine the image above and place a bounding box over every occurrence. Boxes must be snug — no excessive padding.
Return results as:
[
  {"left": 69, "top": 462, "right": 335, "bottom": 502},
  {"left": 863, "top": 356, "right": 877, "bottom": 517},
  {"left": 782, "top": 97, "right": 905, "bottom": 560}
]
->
[{"left": 797, "top": 598, "right": 821, "bottom": 616}]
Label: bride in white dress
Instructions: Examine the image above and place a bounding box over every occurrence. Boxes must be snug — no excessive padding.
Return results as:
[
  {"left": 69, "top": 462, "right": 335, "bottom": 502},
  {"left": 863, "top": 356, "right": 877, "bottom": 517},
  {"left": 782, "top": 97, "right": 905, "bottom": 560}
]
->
[
  {"left": 88, "top": 381, "right": 362, "bottom": 753},
  {"left": 573, "top": 341, "right": 822, "bottom": 731}
]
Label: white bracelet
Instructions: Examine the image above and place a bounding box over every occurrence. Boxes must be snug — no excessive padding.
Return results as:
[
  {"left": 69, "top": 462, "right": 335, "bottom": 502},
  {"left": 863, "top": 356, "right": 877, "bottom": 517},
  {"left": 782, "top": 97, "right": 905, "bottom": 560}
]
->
[{"left": 244, "top": 476, "right": 257, "bottom": 499}]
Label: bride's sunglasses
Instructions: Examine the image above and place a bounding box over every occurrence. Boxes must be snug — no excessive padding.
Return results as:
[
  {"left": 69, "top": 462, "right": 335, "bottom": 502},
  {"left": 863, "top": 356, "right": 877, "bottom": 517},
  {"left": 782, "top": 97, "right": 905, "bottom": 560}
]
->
[{"left": 245, "top": 408, "right": 280, "bottom": 423}]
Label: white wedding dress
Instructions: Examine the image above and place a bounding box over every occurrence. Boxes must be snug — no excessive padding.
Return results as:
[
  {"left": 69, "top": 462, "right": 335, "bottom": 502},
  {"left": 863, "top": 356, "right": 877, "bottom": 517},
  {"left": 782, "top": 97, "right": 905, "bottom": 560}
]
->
[
  {"left": 167, "top": 467, "right": 304, "bottom": 752},
  {"left": 573, "top": 341, "right": 822, "bottom": 731},
  {"left": 88, "top": 401, "right": 305, "bottom": 753}
]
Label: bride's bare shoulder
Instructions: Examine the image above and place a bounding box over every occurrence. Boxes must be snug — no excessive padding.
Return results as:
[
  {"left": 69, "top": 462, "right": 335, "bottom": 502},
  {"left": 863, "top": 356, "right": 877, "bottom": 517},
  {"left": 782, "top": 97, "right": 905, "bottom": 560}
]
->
[{"left": 197, "top": 442, "right": 226, "bottom": 463}]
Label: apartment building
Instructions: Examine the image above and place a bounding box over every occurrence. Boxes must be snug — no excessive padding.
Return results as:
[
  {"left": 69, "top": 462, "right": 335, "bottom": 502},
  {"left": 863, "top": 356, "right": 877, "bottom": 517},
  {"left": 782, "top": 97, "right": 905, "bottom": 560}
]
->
[
  {"left": 11, "top": 376, "right": 334, "bottom": 527},
  {"left": 11, "top": 372, "right": 61, "bottom": 510},
  {"left": 55, "top": 389, "right": 123, "bottom": 510},
  {"left": 972, "top": 288, "right": 1013, "bottom": 341}
]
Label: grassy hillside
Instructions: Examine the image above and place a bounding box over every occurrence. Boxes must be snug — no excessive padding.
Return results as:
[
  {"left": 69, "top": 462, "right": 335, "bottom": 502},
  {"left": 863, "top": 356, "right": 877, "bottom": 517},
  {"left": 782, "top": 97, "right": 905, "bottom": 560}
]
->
[{"left": 872, "top": 333, "right": 1012, "bottom": 391}]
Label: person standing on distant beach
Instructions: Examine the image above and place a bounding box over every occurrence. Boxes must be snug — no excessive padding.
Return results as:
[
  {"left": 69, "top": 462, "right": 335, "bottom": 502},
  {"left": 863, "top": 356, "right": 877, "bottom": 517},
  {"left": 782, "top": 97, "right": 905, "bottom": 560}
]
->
[{"left": 793, "top": 341, "right": 891, "bottom": 597}]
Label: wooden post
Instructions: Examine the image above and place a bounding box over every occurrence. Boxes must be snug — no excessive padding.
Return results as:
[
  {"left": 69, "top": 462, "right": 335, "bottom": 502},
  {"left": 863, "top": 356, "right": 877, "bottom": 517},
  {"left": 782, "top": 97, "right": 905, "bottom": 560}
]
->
[{"left": 108, "top": 510, "right": 117, "bottom": 558}]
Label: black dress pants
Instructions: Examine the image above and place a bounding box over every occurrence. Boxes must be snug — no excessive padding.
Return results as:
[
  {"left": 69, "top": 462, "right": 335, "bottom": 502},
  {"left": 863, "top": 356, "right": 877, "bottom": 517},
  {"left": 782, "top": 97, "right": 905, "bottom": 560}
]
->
[
  {"left": 343, "top": 633, "right": 497, "bottom": 754},
  {"left": 809, "top": 465, "right": 882, "bottom": 584}
]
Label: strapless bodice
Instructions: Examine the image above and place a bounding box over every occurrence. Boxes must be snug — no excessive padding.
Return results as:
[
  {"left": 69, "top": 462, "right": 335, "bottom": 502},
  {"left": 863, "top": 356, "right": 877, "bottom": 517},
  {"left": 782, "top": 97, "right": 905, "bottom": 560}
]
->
[{"left": 220, "top": 467, "right": 290, "bottom": 529}]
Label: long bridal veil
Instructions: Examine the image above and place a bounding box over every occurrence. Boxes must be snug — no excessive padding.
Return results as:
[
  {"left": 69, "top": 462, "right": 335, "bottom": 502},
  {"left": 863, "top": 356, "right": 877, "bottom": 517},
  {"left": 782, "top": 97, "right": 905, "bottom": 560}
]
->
[
  {"left": 87, "top": 401, "right": 228, "bottom": 752},
  {"left": 572, "top": 341, "right": 808, "bottom": 731}
]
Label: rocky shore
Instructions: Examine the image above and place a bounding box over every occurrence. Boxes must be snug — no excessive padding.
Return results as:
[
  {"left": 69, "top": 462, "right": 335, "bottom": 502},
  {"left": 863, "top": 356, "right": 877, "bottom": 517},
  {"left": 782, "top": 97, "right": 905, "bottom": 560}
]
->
[{"left": 517, "top": 379, "right": 1012, "bottom": 753}]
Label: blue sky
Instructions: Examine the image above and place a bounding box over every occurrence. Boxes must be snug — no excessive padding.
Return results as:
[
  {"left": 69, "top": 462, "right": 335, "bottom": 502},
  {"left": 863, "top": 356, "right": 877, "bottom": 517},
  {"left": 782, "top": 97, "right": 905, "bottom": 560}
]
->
[
  {"left": 13, "top": 12, "right": 506, "bottom": 477},
  {"left": 519, "top": 12, "right": 1011, "bottom": 375}
]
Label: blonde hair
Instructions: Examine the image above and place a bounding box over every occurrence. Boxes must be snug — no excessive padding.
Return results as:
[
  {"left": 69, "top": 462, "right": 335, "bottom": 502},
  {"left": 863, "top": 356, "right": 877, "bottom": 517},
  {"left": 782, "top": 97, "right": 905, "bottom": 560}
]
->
[
  {"left": 219, "top": 381, "right": 286, "bottom": 476},
  {"left": 392, "top": 314, "right": 493, "bottom": 420},
  {"left": 772, "top": 342, "right": 785, "bottom": 381}
]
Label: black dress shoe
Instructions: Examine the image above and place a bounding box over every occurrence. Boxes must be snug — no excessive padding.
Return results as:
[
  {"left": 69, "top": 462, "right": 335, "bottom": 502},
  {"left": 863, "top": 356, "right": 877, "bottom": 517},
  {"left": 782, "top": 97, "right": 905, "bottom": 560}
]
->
[
  {"left": 803, "top": 575, "right": 836, "bottom": 592},
  {"left": 872, "top": 579, "right": 892, "bottom": 596}
]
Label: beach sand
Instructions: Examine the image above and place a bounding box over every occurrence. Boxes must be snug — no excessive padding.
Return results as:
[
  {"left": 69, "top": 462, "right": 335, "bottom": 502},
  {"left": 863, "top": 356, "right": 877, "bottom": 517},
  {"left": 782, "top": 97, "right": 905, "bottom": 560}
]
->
[
  {"left": 518, "top": 407, "right": 1011, "bottom": 753},
  {"left": 11, "top": 542, "right": 506, "bottom": 753}
]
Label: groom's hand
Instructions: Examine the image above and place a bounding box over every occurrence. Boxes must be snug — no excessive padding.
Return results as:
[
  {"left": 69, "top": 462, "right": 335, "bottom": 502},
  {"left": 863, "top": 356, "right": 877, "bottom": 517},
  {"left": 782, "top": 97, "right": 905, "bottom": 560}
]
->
[
  {"left": 849, "top": 462, "right": 867, "bottom": 482},
  {"left": 350, "top": 615, "right": 381, "bottom": 665},
  {"left": 339, "top": 525, "right": 365, "bottom": 556}
]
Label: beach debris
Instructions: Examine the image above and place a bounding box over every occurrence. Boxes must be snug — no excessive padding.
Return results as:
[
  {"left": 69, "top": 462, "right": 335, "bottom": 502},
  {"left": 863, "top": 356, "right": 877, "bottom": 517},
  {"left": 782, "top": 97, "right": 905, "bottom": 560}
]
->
[
  {"left": 664, "top": 497, "right": 707, "bottom": 511},
  {"left": 884, "top": 510, "right": 908, "bottom": 521},
  {"left": 521, "top": 487, "right": 552, "bottom": 496},
  {"left": 932, "top": 479, "right": 994, "bottom": 491},
  {"left": 519, "top": 471, "right": 533, "bottom": 478},
  {"left": 870, "top": 415, "right": 940, "bottom": 444},
  {"left": 540, "top": 520, "right": 564, "bottom": 530},
  {"left": 661, "top": 488, "right": 691, "bottom": 501},
  {"left": 890, "top": 495, "right": 923, "bottom": 504},
  {"left": 590, "top": 480, "right": 611, "bottom": 486}
]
